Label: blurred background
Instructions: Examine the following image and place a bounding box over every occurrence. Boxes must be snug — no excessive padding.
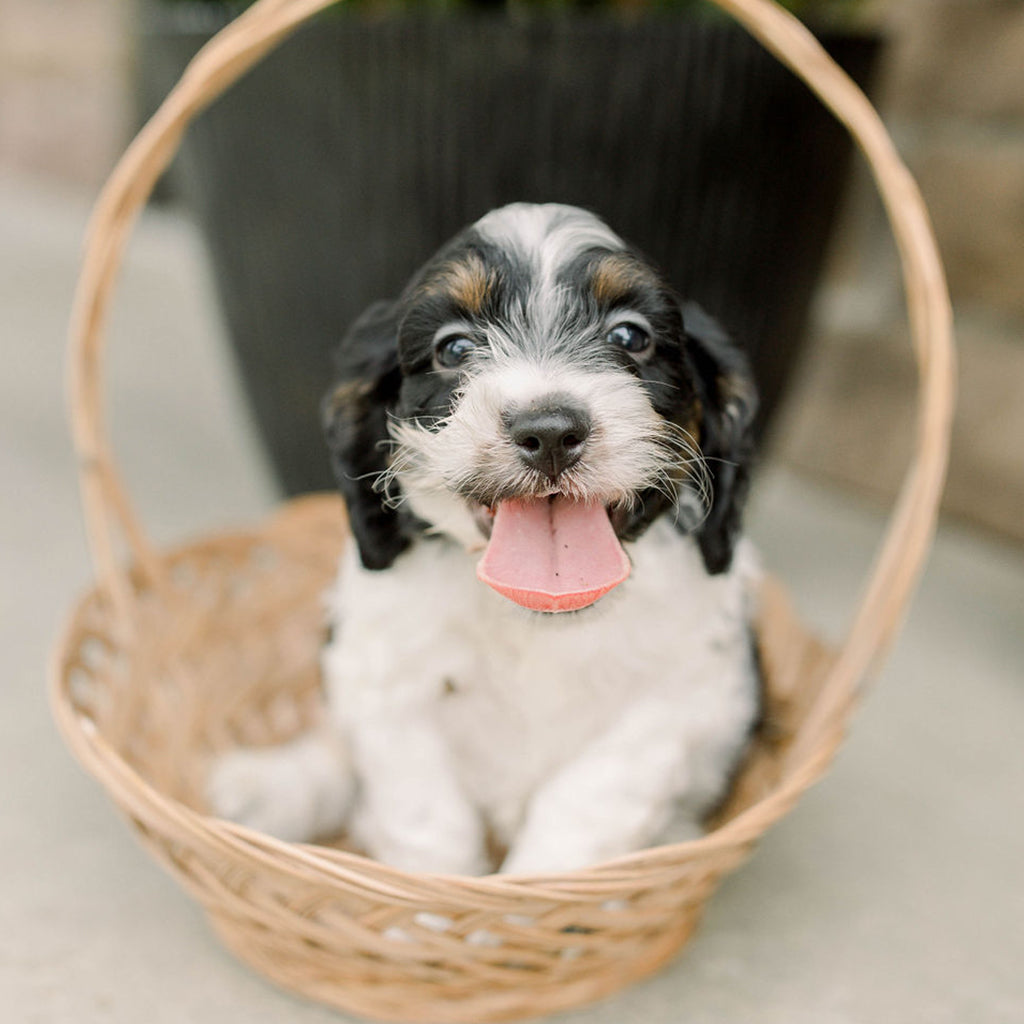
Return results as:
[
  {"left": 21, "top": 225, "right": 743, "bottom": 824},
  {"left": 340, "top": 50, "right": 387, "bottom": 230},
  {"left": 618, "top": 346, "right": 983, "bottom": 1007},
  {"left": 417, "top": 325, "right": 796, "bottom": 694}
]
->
[
  {"left": 3, "top": 0, "right": 1023, "bottom": 536},
  {"left": 2, "top": 1, "right": 1022, "bottom": 1022}
]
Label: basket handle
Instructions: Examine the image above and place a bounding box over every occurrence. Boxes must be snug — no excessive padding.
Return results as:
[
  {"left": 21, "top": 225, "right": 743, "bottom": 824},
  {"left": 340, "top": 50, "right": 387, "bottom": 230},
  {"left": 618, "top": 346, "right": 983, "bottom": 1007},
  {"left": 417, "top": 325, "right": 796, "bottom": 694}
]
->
[
  {"left": 69, "top": 0, "right": 338, "bottom": 625},
  {"left": 68, "top": 0, "right": 954, "bottom": 742}
]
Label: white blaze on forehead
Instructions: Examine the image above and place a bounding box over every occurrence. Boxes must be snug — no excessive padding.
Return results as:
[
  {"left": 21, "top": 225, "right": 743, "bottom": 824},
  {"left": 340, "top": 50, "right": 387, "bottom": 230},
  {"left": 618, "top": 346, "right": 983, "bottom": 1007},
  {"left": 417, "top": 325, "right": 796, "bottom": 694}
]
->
[
  {"left": 475, "top": 203, "right": 624, "bottom": 271},
  {"left": 474, "top": 203, "right": 626, "bottom": 344}
]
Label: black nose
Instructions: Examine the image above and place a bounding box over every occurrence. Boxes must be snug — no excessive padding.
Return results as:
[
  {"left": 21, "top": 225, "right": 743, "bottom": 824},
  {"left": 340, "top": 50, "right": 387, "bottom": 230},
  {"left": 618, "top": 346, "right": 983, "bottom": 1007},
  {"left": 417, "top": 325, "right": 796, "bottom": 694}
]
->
[{"left": 506, "top": 403, "right": 591, "bottom": 480}]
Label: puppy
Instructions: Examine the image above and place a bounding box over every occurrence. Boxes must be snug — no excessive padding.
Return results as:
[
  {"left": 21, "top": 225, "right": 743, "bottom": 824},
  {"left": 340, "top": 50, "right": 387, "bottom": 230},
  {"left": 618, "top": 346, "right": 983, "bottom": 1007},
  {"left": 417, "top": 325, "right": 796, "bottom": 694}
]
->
[{"left": 209, "top": 203, "right": 762, "bottom": 876}]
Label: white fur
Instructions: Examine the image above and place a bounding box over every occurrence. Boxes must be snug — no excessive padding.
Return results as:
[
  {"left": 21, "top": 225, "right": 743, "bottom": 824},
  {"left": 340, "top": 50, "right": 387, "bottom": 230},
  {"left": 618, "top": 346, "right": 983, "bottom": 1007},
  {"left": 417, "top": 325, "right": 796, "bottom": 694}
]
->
[
  {"left": 475, "top": 204, "right": 623, "bottom": 290},
  {"left": 331, "top": 523, "right": 758, "bottom": 874},
  {"left": 207, "top": 727, "right": 353, "bottom": 843},
  {"left": 209, "top": 518, "right": 760, "bottom": 875},
  {"left": 476, "top": 204, "right": 625, "bottom": 340}
]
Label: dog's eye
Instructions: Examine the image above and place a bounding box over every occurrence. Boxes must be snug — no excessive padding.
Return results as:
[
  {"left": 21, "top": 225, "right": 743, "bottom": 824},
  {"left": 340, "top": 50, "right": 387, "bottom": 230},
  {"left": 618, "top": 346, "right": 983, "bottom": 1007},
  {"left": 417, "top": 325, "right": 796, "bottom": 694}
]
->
[
  {"left": 606, "top": 322, "right": 652, "bottom": 355},
  {"left": 435, "top": 334, "right": 478, "bottom": 369}
]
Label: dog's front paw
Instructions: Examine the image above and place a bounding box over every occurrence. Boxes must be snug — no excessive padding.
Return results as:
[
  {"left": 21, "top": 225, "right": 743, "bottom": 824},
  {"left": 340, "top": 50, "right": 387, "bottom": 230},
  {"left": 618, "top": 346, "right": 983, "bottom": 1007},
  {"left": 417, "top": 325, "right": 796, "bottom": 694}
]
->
[
  {"left": 206, "top": 731, "right": 353, "bottom": 843},
  {"left": 499, "top": 842, "right": 586, "bottom": 876},
  {"left": 351, "top": 799, "right": 490, "bottom": 876},
  {"left": 380, "top": 840, "right": 491, "bottom": 878}
]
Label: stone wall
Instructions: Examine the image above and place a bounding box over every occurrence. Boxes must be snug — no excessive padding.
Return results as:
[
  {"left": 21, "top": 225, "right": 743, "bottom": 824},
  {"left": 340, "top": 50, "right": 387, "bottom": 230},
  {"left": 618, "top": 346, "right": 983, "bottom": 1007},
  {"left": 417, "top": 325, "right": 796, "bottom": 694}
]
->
[
  {"left": 0, "top": 0, "right": 134, "bottom": 188},
  {"left": 773, "top": 0, "right": 1024, "bottom": 543}
]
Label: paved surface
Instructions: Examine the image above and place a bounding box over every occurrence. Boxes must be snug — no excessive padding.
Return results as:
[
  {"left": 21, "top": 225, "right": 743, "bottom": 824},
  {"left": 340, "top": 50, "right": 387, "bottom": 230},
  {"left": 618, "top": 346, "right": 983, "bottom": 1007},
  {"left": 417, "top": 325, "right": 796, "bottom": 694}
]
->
[{"left": 3, "top": 172, "right": 1023, "bottom": 1023}]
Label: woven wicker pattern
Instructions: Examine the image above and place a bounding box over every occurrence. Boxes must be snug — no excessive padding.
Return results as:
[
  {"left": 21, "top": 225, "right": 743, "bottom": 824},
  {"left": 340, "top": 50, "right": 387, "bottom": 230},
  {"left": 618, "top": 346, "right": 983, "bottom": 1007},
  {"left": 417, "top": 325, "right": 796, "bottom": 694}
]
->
[
  {"left": 51, "top": 0, "right": 955, "bottom": 1021},
  {"left": 54, "top": 495, "right": 835, "bottom": 1022}
]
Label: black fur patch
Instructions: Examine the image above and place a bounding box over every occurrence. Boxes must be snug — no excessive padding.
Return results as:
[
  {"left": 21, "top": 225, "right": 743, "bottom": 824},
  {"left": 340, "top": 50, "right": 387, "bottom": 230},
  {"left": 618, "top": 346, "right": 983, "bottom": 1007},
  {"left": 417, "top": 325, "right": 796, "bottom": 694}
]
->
[
  {"left": 681, "top": 301, "right": 758, "bottom": 574},
  {"left": 321, "top": 301, "right": 414, "bottom": 570}
]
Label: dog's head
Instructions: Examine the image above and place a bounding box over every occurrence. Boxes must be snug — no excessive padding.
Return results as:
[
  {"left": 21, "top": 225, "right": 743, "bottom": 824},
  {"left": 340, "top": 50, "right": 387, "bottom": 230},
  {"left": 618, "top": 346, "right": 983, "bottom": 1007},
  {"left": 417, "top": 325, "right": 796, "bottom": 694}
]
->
[{"left": 324, "top": 204, "right": 757, "bottom": 609}]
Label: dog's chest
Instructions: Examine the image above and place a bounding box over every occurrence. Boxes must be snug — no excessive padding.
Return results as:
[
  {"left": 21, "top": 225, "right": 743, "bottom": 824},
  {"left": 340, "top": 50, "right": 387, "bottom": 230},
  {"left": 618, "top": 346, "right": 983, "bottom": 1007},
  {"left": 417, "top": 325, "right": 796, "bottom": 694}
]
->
[
  {"left": 436, "top": 602, "right": 649, "bottom": 827},
  {"left": 326, "top": 521, "right": 758, "bottom": 844}
]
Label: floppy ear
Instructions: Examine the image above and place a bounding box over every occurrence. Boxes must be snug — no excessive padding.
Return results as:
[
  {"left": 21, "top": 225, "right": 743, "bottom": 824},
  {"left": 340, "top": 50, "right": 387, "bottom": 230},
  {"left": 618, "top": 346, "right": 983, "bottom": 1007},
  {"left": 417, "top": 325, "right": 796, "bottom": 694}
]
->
[
  {"left": 682, "top": 302, "right": 759, "bottom": 575},
  {"left": 322, "top": 300, "right": 409, "bottom": 570}
]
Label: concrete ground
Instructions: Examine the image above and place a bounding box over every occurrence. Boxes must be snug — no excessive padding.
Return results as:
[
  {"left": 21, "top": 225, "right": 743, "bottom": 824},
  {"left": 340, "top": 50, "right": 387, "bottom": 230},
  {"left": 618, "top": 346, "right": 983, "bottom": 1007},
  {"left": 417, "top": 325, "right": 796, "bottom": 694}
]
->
[{"left": 2, "top": 171, "right": 1023, "bottom": 1023}]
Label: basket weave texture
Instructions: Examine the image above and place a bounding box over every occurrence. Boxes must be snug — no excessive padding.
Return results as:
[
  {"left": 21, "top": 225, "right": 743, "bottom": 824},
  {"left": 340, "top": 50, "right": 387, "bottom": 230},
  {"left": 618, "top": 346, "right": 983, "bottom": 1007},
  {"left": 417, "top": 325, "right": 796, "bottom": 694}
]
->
[{"left": 52, "top": 1, "right": 955, "bottom": 1021}]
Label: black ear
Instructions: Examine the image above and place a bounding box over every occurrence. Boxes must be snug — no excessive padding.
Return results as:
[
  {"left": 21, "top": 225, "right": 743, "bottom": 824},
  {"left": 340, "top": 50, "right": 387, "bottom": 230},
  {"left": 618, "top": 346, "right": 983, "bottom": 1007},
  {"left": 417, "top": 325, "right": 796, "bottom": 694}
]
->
[
  {"left": 682, "top": 302, "right": 759, "bottom": 575},
  {"left": 322, "top": 300, "right": 409, "bottom": 570}
]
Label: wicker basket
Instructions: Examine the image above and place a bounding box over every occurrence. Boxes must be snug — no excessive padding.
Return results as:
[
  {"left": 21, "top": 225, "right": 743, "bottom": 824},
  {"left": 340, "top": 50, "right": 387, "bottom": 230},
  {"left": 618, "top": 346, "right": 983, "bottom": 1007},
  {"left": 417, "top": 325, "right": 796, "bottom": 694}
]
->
[{"left": 51, "top": 1, "right": 955, "bottom": 1021}]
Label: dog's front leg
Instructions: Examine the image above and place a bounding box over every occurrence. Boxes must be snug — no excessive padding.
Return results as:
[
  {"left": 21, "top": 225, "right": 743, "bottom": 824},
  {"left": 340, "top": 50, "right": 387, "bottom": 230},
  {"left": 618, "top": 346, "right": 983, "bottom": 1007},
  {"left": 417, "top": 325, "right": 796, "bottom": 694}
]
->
[
  {"left": 324, "top": 547, "right": 489, "bottom": 876},
  {"left": 500, "top": 695, "right": 700, "bottom": 875},
  {"left": 342, "top": 700, "right": 490, "bottom": 876}
]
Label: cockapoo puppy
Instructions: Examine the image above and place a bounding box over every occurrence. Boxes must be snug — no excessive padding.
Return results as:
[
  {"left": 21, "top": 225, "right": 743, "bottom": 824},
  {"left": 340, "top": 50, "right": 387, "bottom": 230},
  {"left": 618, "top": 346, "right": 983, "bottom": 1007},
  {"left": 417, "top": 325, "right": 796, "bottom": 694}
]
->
[{"left": 209, "top": 203, "right": 762, "bottom": 876}]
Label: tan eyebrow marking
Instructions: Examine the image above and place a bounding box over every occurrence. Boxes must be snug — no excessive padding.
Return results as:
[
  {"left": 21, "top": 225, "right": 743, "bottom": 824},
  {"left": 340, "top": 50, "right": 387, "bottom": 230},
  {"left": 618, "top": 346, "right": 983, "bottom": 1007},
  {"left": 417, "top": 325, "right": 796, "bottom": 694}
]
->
[
  {"left": 425, "top": 253, "right": 494, "bottom": 314},
  {"left": 590, "top": 253, "right": 649, "bottom": 305}
]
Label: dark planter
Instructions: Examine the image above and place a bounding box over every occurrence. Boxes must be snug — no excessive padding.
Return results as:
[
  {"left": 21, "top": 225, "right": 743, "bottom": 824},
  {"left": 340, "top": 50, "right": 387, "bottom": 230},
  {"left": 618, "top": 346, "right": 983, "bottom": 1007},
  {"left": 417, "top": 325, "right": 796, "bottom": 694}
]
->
[{"left": 140, "top": 4, "right": 880, "bottom": 496}]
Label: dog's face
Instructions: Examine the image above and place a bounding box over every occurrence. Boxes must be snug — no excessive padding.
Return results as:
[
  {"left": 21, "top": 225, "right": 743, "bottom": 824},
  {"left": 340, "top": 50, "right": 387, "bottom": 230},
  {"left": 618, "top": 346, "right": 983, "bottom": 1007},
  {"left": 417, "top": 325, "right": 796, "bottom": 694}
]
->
[{"left": 325, "top": 204, "right": 757, "bottom": 602}]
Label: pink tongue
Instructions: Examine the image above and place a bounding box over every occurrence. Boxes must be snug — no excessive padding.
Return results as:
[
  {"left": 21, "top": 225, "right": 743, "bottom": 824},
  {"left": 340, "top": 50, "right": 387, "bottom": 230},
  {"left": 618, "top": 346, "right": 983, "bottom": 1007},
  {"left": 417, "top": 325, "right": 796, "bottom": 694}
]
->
[{"left": 476, "top": 496, "right": 630, "bottom": 613}]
